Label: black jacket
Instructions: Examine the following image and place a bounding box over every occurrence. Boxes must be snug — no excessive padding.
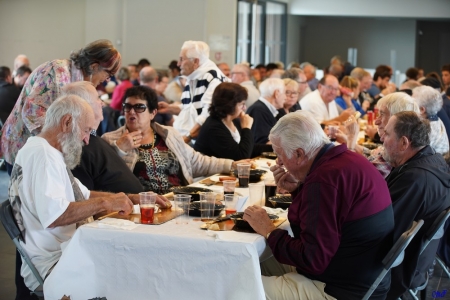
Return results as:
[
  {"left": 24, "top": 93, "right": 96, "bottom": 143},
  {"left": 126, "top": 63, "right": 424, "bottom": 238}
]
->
[
  {"left": 386, "top": 145, "right": 450, "bottom": 299},
  {"left": 0, "top": 81, "right": 20, "bottom": 124}
]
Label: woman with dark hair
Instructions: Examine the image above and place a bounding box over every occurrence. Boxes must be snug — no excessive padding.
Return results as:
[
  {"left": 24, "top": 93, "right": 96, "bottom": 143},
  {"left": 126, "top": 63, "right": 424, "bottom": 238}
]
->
[
  {"left": 194, "top": 82, "right": 255, "bottom": 160},
  {"left": 102, "top": 85, "right": 245, "bottom": 194},
  {"left": 1, "top": 39, "right": 121, "bottom": 171}
]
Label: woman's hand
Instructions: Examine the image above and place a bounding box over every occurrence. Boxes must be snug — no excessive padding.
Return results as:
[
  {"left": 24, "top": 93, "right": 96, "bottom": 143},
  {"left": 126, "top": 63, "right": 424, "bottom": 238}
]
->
[
  {"left": 239, "top": 112, "right": 254, "bottom": 129},
  {"left": 362, "top": 100, "right": 370, "bottom": 111},
  {"left": 116, "top": 129, "right": 143, "bottom": 152},
  {"left": 269, "top": 162, "right": 299, "bottom": 193},
  {"left": 231, "top": 159, "right": 254, "bottom": 171}
]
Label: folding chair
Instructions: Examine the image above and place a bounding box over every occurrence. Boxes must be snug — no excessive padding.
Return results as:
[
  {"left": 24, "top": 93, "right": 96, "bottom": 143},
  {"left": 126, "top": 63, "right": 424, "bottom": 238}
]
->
[
  {"left": 408, "top": 208, "right": 450, "bottom": 300},
  {"left": 362, "top": 220, "right": 424, "bottom": 300},
  {"left": 0, "top": 200, "right": 44, "bottom": 297}
]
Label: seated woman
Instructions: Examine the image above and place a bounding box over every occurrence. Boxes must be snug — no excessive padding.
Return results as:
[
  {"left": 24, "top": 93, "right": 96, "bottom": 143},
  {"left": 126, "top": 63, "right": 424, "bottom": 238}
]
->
[
  {"left": 194, "top": 83, "right": 255, "bottom": 160},
  {"left": 276, "top": 78, "right": 300, "bottom": 120},
  {"left": 335, "top": 76, "right": 369, "bottom": 116},
  {"left": 102, "top": 85, "right": 242, "bottom": 194}
]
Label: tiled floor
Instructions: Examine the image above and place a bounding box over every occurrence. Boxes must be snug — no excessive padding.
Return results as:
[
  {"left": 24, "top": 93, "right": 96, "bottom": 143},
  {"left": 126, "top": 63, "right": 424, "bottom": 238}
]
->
[{"left": 0, "top": 168, "right": 449, "bottom": 299}]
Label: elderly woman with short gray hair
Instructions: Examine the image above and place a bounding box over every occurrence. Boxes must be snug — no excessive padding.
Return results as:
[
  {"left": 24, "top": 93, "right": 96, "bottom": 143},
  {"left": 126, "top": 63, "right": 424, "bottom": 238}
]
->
[{"left": 412, "top": 85, "right": 449, "bottom": 154}]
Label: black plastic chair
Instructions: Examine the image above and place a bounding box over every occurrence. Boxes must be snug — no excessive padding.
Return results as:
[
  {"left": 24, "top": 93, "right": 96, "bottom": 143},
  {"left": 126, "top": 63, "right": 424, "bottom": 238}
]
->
[
  {"left": 0, "top": 200, "right": 44, "bottom": 297},
  {"left": 408, "top": 208, "right": 450, "bottom": 300},
  {"left": 362, "top": 220, "right": 424, "bottom": 300}
]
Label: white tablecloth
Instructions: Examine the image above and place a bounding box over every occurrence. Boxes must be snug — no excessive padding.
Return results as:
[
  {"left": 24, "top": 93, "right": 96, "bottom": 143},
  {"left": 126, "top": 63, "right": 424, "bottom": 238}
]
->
[{"left": 43, "top": 158, "right": 287, "bottom": 300}]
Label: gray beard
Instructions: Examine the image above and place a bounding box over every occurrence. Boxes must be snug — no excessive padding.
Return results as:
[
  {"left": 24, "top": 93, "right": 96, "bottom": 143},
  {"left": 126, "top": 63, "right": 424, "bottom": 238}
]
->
[{"left": 59, "top": 131, "right": 83, "bottom": 169}]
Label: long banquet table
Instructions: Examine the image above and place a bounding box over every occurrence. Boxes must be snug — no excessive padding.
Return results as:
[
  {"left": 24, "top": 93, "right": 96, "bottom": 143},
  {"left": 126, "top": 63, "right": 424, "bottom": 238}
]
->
[{"left": 43, "top": 158, "right": 286, "bottom": 300}]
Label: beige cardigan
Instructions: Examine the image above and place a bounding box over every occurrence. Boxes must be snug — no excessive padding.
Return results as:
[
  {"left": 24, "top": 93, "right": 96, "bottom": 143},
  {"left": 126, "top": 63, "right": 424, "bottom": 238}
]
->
[{"left": 101, "top": 122, "right": 233, "bottom": 184}]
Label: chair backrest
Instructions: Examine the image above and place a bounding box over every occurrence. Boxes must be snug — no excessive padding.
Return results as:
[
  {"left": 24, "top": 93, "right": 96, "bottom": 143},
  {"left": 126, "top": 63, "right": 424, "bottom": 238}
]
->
[
  {"left": 362, "top": 220, "right": 424, "bottom": 300},
  {"left": 0, "top": 200, "right": 44, "bottom": 286},
  {"left": 420, "top": 208, "right": 450, "bottom": 255}
]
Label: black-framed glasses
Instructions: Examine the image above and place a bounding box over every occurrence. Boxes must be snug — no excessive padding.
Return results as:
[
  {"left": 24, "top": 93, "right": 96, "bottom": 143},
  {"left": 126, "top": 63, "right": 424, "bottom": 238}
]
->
[{"left": 123, "top": 103, "right": 147, "bottom": 113}]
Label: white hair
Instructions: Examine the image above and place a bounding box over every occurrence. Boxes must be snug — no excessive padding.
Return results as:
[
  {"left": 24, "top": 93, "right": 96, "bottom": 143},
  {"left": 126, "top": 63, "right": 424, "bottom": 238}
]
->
[
  {"left": 181, "top": 41, "right": 210, "bottom": 65},
  {"left": 61, "top": 81, "right": 97, "bottom": 106},
  {"left": 412, "top": 85, "right": 443, "bottom": 116},
  {"left": 259, "top": 78, "right": 285, "bottom": 98},
  {"left": 269, "top": 111, "right": 329, "bottom": 160},
  {"left": 14, "top": 54, "right": 29, "bottom": 70},
  {"left": 42, "top": 94, "right": 90, "bottom": 133},
  {"left": 377, "top": 92, "right": 420, "bottom": 115}
]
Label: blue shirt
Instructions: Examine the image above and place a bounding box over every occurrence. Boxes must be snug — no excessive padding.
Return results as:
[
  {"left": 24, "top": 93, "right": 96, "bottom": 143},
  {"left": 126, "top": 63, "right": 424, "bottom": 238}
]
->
[{"left": 335, "top": 96, "right": 366, "bottom": 116}]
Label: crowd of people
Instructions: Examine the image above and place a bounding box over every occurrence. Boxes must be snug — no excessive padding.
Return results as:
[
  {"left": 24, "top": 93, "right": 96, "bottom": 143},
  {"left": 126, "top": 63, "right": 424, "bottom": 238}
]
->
[{"left": 1, "top": 38, "right": 450, "bottom": 300}]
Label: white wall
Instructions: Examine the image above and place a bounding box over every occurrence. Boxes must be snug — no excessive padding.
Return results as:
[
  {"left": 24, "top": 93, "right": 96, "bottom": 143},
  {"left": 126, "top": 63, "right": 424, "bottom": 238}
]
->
[
  {"left": 290, "top": 0, "right": 450, "bottom": 18},
  {"left": 0, "top": 0, "right": 86, "bottom": 69},
  {"left": 0, "top": 0, "right": 237, "bottom": 70}
]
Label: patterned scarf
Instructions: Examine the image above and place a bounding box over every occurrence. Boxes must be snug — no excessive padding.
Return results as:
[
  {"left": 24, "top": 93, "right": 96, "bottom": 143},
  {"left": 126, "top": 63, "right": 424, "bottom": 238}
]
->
[{"left": 66, "top": 167, "right": 94, "bottom": 228}]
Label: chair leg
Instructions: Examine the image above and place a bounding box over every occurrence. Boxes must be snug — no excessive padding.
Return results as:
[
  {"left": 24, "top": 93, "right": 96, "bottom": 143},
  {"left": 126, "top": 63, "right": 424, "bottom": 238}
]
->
[
  {"left": 408, "top": 289, "right": 420, "bottom": 300},
  {"left": 436, "top": 256, "right": 450, "bottom": 278}
]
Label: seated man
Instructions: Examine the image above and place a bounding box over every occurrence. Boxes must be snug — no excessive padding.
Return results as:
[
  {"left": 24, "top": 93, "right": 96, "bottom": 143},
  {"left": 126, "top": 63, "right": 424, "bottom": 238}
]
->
[
  {"left": 246, "top": 78, "right": 285, "bottom": 144},
  {"left": 300, "top": 74, "right": 353, "bottom": 125},
  {"left": 381, "top": 111, "right": 450, "bottom": 299},
  {"left": 412, "top": 85, "right": 449, "bottom": 155},
  {"left": 244, "top": 111, "right": 394, "bottom": 300},
  {"left": 8, "top": 95, "right": 134, "bottom": 292},
  {"left": 63, "top": 82, "right": 146, "bottom": 194}
]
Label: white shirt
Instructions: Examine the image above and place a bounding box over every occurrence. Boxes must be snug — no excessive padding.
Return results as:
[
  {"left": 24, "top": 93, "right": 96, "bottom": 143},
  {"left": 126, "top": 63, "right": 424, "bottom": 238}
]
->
[
  {"left": 9, "top": 137, "right": 89, "bottom": 291},
  {"left": 300, "top": 90, "right": 339, "bottom": 124},
  {"left": 429, "top": 118, "right": 449, "bottom": 154},
  {"left": 259, "top": 97, "right": 279, "bottom": 117}
]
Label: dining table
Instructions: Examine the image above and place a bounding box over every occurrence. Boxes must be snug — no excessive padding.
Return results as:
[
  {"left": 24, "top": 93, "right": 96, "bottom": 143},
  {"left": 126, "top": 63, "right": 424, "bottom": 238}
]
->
[{"left": 43, "top": 157, "right": 290, "bottom": 300}]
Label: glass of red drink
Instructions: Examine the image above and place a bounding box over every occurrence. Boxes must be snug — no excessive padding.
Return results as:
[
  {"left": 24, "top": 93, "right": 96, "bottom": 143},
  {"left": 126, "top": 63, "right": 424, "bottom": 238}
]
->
[
  {"left": 223, "top": 194, "right": 237, "bottom": 215},
  {"left": 223, "top": 180, "right": 236, "bottom": 195},
  {"left": 237, "top": 163, "right": 251, "bottom": 187},
  {"left": 139, "top": 192, "right": 157, "bottom": 224}
]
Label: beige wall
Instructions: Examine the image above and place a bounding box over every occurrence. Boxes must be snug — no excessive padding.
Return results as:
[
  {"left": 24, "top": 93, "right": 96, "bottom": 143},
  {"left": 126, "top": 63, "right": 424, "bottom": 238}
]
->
[{"left": 0, "top": 0, "right": 237, "bottom": 70}]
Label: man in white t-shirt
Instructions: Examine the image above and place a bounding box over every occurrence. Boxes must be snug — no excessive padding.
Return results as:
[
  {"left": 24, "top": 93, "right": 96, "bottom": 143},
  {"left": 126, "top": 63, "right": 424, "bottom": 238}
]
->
[
  {"left": 8, "top": 95, "right": 134, "bottom": 292},
  {"left": 300, "top": 74, "right": 353, "bottom": 125}
]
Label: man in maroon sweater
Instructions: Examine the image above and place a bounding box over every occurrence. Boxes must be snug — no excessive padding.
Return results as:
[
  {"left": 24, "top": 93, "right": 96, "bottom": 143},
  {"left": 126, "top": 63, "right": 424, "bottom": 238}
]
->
[{"left": 244, "top": 111, "right": 394, "bottom": 300}]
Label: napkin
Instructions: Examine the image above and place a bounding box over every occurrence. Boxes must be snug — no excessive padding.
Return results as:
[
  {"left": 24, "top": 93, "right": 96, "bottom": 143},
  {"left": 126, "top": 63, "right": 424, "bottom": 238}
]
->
[
  {"left": 97, "top": 218, "right": 139, "bottom": 230},
  {"left": 235, "top": 196, "right": 248, "bottom": 212},
  {"left": 263, "top": 207, "right": 286, "bottom": 215}
]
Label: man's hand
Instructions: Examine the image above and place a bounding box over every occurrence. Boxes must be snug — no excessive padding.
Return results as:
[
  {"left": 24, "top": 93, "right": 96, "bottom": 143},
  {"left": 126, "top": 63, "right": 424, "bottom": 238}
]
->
[
  {"left": 338, "top": 108, "right": 354, "bottom": 123},
  {"left": 270, "top": 162, "right": 299, "bottom": 193},
  {"left": 108, "top": 192, "right": 133, "bottom": 216},
  {"left": 243, "top": 205, "right": 276, "bottom": 237},
  {"left": 116, "top": 129, "right": 142, "bottom": 152},
  {"left": 365, "top": 125, "right": 378, "bottom": 140},
  {"left": 158, "top": 102, "right": 181, "bottom": 115}
]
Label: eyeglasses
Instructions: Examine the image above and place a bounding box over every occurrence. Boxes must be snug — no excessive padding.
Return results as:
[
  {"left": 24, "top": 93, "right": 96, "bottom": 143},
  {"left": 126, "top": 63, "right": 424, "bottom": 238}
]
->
[
  {"left": 285, "top": 91, "right": 299, "bottom": 96},
  {"left": 123, "top": 103, "right": 147, "bottom": 113},
  {"left": 102, "top": 68, "right": 115, "bottom": 80},
  {"left": 323, "top": 85, "right": 339, "bottom": 92}
]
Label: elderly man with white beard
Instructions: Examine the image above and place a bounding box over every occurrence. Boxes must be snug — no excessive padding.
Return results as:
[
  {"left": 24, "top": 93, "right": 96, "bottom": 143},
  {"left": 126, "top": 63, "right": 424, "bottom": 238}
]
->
[{"left": 8, "top": 95, "right": 133, "bottom": 292}]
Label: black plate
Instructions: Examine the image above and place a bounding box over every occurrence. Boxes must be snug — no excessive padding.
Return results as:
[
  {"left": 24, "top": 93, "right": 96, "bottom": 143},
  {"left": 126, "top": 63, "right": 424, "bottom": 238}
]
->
[
  {"left": 188, "top": 202, "right": 225, "bottom": 217},
  {"left": 232, "top": 169, "right": 267, "bottom": 183},
  {"left": 230, "top": 212, "right": 279, "bottom": 230},
  {"left": 261, "top": 152, "right": 277, "bottom": 159},
  {"left": 268, "top": 195, "right": 292, "bottom": 210},
  {"left": 170, "top": 186, "right": 213, "bottom": 201}
]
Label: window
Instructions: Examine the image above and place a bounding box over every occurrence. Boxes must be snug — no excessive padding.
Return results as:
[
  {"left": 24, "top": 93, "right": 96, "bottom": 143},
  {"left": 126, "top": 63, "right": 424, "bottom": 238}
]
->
[{"left": 236, "top": 0, "right": 287, "bottom": 66}]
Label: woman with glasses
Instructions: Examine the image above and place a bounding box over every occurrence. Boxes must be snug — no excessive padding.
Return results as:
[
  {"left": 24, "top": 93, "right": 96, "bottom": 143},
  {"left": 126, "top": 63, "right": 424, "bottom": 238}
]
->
[
  {"left": 102, "top": 85, "right": 245, "bottom": 194},
  {"left": 194, "top": 82, "right": 255, "bottom": 160},
  {"left": 276, "top": 78, "right": 301, "bottom": 120},
  {"left": 1, "top": 39, "right": 121, "bottom": 174}
]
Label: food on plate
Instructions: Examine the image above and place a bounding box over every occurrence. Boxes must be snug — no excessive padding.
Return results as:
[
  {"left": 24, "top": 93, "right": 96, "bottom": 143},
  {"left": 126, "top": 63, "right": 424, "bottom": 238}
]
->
[{"left": 209, "top": 224, "right": 220, "bottom": 231}]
